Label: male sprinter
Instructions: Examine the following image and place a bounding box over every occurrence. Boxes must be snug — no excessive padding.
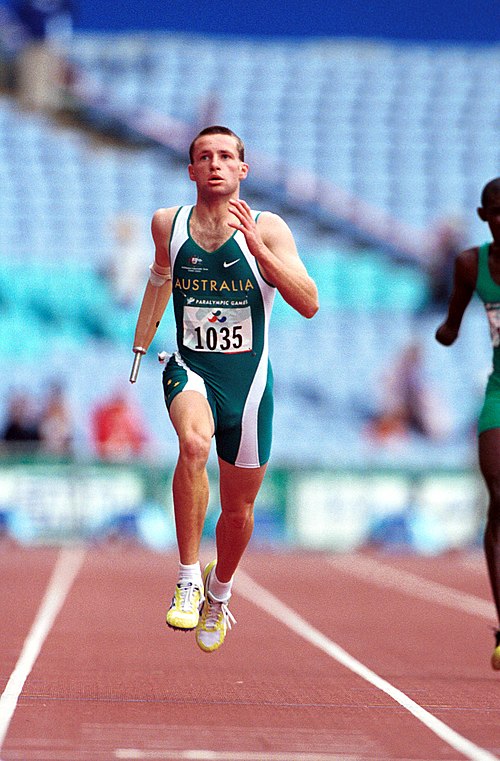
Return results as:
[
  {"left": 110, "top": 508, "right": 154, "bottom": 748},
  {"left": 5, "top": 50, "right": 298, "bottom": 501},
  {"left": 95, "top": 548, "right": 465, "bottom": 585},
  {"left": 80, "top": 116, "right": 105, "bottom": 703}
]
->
[
  {"left": 131, "top": 126, "right": 319, "bottom": 652},
  {"left": 436, "top": 177, "right": 500, "bottom": 670}
]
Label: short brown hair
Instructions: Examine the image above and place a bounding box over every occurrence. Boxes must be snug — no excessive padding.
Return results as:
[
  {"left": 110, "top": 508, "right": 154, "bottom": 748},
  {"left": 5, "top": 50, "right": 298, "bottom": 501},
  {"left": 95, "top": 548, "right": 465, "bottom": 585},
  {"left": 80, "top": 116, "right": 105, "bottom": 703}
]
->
[{"left": 189, "top": 125, "right": 245, "bottom": 163}]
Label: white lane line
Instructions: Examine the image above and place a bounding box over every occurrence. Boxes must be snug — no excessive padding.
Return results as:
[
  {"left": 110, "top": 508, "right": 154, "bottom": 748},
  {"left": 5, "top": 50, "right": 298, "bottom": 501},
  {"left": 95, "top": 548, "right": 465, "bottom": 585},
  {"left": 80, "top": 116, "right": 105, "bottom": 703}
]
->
[
  {"left": 116, "top": 752, "right": 360, "bottom": 760},
  {"left": 327, "top": 554, "right": 496, "bottom": 620},
  {"left": 0, "top": 546, "right": 86, "bottom": 750},
  {"left": 235, "top": 570, "right": 498, "bottom": 761}
]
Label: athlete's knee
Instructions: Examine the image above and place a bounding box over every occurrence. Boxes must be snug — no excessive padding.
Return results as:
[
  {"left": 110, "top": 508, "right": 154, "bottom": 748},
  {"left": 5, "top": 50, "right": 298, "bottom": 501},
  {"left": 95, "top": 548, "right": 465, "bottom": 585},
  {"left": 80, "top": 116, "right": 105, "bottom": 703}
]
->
[
  {"left": 178, "top": 429, "right": 211, "bottom": 467},
  {"left": 221, "top": 499, "right": 255, "bottom": 532},
  {"left": 484, "top": 481, "right": 500, "bottom": 544},
  {"left": 486, "top": 474, "right": 500, "bottom": 515},
  {"left": 486, "top": 503, "right": 500, "bottom": 537}
]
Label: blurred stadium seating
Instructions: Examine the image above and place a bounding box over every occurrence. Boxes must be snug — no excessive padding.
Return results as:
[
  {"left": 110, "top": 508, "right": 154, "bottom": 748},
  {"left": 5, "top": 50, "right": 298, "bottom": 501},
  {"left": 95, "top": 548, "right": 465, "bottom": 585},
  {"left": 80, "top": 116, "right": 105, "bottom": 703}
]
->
[
  {"left": 69, "top": 33, "right": 500, "bottom": 240},
  {"left": 0, "top": 32, "right": 498, "bottom": 471}
]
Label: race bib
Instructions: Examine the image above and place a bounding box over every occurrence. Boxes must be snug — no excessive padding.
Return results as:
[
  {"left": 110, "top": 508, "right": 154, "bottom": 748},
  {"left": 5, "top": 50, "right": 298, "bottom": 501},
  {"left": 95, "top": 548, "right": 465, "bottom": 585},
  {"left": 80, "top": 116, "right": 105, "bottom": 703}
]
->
[
  {"left": 485, "top": 302, "right": 500, "bottom": 348},
  {"left": 183, "top": 306, "right": 253, "bottom": 353}
]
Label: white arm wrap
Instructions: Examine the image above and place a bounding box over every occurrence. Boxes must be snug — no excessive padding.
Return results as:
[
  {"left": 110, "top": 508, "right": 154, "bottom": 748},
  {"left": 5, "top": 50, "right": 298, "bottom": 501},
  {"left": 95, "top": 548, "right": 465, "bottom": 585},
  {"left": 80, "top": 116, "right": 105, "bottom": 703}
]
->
[{"left": 149, "top": 261, "right": 172, "bottom": 287}]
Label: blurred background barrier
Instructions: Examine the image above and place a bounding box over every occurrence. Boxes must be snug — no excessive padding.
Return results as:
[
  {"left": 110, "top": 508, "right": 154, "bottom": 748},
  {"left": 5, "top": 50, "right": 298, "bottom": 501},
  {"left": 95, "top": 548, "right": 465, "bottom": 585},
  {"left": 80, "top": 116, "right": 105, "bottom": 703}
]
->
[{"left": 0, "top": 457, "right": 486, "bottom": 554}]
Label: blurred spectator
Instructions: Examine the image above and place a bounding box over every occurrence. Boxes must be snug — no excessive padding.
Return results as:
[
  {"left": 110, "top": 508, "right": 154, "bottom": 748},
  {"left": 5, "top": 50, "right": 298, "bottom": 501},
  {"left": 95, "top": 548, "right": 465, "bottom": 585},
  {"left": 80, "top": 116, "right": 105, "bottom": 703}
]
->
[
  {"left": 104, "top": 212, "right": 149, "bottom": 309},
  {"left": 366, "top": 340, "right": 451, "bottom": 443},
  {"left": 1, "top": 390, "right": 41, "bottom": 451},
  {"left": 426, "top": 215, "right": 465, "bottom": 311},
  {"left": 0, "top": 4, "right": 29, "bottom": 90},
  {"left": 91, "top": 390, "right": 148, "bottom": 461},
  {"left": 39, "top": 380, "right": 73, "bottom": 456},
  {"left": 9, "top": 0, "right": 76, "bottom": 111},
  {"left": 364, "top": 409, "right": 409, "bottom": 446}
]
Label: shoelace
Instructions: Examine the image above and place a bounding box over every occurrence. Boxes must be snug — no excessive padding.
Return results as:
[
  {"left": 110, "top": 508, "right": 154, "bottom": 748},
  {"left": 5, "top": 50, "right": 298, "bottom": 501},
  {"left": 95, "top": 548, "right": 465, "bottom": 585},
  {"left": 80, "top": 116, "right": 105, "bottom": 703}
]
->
[
  {"left": 204, "top": 596, "right": 236, "bottom": 630},
  {"left": 176, "top": 582, "right": 201, "bottom": 612}
]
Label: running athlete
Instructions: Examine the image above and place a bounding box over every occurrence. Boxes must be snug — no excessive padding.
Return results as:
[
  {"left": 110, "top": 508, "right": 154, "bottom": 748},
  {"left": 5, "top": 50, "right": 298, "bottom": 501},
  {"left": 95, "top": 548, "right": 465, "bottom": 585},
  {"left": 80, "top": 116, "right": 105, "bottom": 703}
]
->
[
  {"left": 435, "top": 177, "right": 500, "bottom": 670},
  {"left": 131, "top": 126, "right": 319, "bottom": 652}
]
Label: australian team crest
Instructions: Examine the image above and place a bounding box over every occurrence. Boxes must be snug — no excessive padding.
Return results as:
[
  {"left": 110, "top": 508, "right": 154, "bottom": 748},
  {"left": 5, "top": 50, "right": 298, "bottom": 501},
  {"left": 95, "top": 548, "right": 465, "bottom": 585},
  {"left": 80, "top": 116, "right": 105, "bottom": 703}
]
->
[{"left": 182, "top": 255, "right": 206, "bottom": 274}]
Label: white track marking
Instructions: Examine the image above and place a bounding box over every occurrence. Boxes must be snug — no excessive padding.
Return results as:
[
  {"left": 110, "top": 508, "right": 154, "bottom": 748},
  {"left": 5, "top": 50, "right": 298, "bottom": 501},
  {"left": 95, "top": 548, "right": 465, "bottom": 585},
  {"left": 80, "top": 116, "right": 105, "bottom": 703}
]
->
[
  {"left": 235, "top": 570, "right": 498, "bottom": 761},
  {"left": 0, "top": 547, "right": 86, "bottom": 750},
  {"left": 116, "top": 752, "right": 362, "bottom": 760},
  {"left": 327, "top": 554, "right": 496, "bottom": 619}
]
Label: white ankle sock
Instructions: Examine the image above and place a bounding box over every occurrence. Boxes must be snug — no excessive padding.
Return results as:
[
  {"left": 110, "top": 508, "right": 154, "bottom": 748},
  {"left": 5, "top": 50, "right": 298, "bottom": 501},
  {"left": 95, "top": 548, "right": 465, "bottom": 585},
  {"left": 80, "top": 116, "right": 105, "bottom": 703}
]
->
[
  {"left": 178, "top": 561, "right": 202, "bottom": 586},
  {"left": 208, "top": 570, "right": 233, "bottom": 602}
]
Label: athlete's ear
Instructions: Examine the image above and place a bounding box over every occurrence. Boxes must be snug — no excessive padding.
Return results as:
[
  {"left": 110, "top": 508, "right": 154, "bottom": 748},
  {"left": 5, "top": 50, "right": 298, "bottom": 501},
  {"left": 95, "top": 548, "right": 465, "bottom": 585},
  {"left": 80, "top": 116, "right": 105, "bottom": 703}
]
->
[
  {"left": 477, "top": 207, "right": 487, "bottom": 222},
  {"left": 188, "top": 163, "right": 196, "bottom": 181},
  {"left": 239, "top": 162, "right": 249, "bottom": 180}
]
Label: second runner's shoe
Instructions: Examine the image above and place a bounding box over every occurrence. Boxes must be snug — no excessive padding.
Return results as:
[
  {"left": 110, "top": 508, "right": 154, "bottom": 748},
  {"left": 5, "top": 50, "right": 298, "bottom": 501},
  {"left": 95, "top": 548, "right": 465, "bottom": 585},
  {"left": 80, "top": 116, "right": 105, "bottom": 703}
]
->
[
  {"left": 492, "top": 630, "right": 500, "bottom": 670},
  {"left": 166, "top": 581, "right": 204, "bottom": 630},
  {"left": 196, "top": 560, "right": 236, "bottom": 652}
]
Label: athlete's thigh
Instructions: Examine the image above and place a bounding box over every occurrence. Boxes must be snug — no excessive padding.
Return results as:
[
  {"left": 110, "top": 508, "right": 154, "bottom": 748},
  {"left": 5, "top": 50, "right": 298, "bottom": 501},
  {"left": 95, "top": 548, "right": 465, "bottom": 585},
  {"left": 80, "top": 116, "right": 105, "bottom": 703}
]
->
[
  {"left": 479, "top": 427, "right": 500, "bottom": 484},
  {"left": 215, "top": 379, "right": 274, "bottom": 467},
  {"left": 163, "top": 353, "right": 215, "bottom": 439},
  {"left": 478, "top": 373, "right": 500, "bottom": 436},
  {"left": 218, "top": 458, "right": 267, "bottom": 510},
  {"left": 169, "top": 390, "right": 214, "bottom": 440}
]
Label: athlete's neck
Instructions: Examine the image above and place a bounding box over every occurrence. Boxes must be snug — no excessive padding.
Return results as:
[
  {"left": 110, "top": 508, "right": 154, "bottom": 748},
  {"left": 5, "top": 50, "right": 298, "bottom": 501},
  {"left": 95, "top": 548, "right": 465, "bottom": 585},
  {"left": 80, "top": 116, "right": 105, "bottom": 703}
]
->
[
  {"left": 193, "top": 195, "right": 239, "bottom": 228},
  {"left": 190, "top": 198, "right": 240, "bottom": 252}
]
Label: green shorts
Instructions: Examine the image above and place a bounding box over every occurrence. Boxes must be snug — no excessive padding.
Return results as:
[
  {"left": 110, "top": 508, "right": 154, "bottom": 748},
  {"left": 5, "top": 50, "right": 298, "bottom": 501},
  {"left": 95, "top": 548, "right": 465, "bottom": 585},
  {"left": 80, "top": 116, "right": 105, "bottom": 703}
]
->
[
  {"left": 162, "top": 351, "right": 273, "bottom": 468},
  {"left": 478, "top": 372, "right": 500, "bottom": 435}
]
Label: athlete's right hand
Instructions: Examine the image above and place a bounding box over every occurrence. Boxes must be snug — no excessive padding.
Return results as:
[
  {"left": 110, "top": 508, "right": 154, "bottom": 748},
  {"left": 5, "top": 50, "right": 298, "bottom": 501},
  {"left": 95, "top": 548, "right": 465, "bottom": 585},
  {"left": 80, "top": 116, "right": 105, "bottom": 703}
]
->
[{"left": 435, "top": 323, "right": 458, "bottom": 346}]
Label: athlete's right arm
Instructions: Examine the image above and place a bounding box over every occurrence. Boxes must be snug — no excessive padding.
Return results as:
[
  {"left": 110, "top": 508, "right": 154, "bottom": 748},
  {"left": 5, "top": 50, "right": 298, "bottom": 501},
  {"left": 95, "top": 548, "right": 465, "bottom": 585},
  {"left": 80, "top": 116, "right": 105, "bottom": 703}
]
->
[
  {"left": 151, "top": 207, "right": 177, "bottom": 270},
  {"left": 130, "top": 208, "right": 177, "bottom": 382},
  {"left": 435, "top": 248, "right": 477, "bottom": 346}
]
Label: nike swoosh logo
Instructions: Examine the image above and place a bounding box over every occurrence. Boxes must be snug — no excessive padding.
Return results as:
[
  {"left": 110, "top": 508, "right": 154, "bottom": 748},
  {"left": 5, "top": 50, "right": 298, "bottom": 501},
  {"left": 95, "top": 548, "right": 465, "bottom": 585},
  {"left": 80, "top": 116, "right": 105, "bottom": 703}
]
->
[{"left": 223, "top": 259, "right": 240, "bottom": 268}]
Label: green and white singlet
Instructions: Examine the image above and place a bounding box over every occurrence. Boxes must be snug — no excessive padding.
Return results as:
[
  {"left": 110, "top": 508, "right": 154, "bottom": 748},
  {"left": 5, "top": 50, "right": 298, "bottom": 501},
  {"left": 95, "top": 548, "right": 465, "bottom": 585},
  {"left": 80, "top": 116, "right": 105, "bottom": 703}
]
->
[
  {"left": 162, "top": 205, "right": 276, "bottom": 467},
  {"left": 475, "top": 242, "right": 500, "bottom": 434}
]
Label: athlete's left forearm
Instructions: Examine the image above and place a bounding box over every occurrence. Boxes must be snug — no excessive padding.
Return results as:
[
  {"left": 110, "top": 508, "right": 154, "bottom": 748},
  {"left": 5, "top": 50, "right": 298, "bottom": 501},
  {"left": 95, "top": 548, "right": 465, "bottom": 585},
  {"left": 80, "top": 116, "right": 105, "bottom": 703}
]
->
[
  {"left": 281, "top": 280, "right": 319, "bottom": 318},
  {"left": 257, "top": 247, "right": 319, "bottom": 318}
]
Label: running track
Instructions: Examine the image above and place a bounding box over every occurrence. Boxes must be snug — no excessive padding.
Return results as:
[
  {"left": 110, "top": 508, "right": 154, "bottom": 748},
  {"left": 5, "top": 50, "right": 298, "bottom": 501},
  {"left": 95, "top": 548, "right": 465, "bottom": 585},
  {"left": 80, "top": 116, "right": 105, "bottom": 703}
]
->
[{"left": 0, "top": 544, "right": 499, "bottom": 761}]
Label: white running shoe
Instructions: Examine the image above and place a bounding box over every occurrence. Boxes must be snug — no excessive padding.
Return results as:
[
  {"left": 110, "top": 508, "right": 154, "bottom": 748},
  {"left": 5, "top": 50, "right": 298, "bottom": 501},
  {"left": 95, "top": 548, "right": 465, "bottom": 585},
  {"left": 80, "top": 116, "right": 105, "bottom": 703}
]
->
[
  {"left": 166, "top": 581, "right": 204, "bottom": 631},
  {"left": 492, "top": 630, "right": 500, "bottom": 671},
  {"left": 196, "top": 560, "right": 236, "bottom": 652}
]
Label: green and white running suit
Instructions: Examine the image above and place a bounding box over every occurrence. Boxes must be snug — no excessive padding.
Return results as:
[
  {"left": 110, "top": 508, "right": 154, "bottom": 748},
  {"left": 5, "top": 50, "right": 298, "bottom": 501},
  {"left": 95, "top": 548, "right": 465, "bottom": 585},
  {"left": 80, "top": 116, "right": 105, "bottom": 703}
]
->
[
  {"left": 162, "top": 205, "right": 276, "bottom": 467},
  {"left": 476, "top": 242, "right": 500, "bottom": 435}
]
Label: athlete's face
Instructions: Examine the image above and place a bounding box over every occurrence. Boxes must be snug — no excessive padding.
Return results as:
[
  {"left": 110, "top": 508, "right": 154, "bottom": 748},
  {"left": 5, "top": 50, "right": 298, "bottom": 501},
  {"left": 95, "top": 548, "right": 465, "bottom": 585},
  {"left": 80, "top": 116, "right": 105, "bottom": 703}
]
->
[
  {"left": 478, "top": 190, "right": 500, "bottom": 244},
  {"left": 188, "top": 134, "right": 248, "bottom": 196}
]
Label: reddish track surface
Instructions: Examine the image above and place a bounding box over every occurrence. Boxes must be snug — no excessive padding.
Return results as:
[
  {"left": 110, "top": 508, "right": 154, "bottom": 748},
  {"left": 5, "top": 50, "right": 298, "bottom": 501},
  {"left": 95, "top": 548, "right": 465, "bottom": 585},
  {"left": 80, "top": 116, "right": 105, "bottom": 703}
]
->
[{"left": 0, "top": 544, "right": 499, "bottom": 761}]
